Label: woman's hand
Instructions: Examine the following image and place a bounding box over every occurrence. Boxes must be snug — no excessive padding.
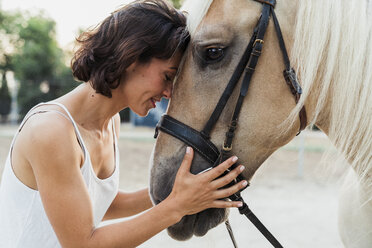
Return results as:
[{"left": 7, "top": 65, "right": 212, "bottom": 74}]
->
[{"left": 167, "top": 147, "right": 247, "bottom": 217}]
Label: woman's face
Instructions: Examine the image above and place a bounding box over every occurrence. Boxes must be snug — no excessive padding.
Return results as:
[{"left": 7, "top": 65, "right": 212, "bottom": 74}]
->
[{"left": 121, "top": 53, "right": 182, "bottom": 116}]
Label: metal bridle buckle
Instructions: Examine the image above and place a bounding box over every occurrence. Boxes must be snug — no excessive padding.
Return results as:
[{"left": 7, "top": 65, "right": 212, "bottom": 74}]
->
[
  {"left": 223, "top": 144, "right": 233, "bottom": 151},
  {"left": 253, "top": 39, "right": 264, "bottom": 47}
]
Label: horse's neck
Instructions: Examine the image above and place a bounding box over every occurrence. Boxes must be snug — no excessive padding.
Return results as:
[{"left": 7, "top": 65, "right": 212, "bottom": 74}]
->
[{"left": 312, "top": 79, "right": 371, "bottom": 182}]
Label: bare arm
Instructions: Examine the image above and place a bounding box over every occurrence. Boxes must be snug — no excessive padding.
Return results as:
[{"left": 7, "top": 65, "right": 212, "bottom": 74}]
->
[
  {"left": 103, "top": 189, "right": 153, "bottom": 220},
  {"left": 22, "top": 114, "right": 246, "bottom": 248},
  {"left": 103, "top": 114, "right": 153, "bottom": 220},
  {"left": 89, "top": 148, "right": 246, "bottom": 248}
]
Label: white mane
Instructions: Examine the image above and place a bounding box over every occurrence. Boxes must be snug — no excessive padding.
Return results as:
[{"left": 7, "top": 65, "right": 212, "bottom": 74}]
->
[
  {"left": 181, "top": 0, "right": 213, "bottom": 35},
  {"left": 290, "top": 0, "right": 372, "bottom": 181}
]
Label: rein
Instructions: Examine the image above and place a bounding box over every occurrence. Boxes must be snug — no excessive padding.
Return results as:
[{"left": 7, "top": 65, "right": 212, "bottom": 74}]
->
[{"left": 154, "top": 0, "right": 307, "bottom": 247}]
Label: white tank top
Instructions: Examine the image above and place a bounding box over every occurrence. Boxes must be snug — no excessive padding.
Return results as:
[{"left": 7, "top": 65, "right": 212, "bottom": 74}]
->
[{"left": 0, "top": 102, "right": 119, "bottom": 247}]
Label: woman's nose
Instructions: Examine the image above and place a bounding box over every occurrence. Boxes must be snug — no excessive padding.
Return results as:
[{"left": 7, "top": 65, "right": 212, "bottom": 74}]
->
[{"left": 162, "top": 82, "right": 173, "bottom": 99}]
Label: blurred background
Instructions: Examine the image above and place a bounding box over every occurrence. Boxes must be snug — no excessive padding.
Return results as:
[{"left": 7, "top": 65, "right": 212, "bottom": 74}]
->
[
  {"left": 0, "top": 0, "right": 180, "bottom": 125},
  {"left": 0, "top": 0, "right": 345, "bottom": 247}
]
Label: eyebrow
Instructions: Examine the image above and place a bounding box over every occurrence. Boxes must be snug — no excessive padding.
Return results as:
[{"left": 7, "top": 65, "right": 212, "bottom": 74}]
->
[{"left": 169, "top": 67, "right": 178, "bottom": 70}]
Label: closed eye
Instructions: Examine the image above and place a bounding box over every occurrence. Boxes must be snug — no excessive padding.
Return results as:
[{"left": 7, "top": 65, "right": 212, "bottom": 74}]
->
[{"left": 165, "top": 74, "right": 172, "bottom": 81}]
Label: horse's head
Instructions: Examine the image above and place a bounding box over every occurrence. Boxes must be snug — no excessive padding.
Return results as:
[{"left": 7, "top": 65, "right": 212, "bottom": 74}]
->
[{"left": 149, "top": 0, "right": 302, "bottom": 240}]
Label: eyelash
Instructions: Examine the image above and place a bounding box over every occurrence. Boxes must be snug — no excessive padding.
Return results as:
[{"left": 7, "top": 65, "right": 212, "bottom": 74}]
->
[{"left": 165, "top": 75, "right": 172, "bottom": 81}]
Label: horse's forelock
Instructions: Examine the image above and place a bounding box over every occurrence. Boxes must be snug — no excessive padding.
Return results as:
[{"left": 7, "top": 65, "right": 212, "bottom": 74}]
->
[{"left": 181, "top": 0, "right": 214, "bottom": 35}]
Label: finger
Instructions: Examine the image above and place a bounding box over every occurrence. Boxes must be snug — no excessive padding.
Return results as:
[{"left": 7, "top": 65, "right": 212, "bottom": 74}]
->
[
  {"left": 177, "top": 147, "right": 194, "bottom": 175},
  {"left": 211, "top": 200, "right": 243, "bottom": 209},
  {"left": 213, "top": 180, "right": 248, "bottom": 199},
  {"left": 204, "top": 156, "right": 238, "bottom": 180},
  {"left": 210, "top": 165, "right": 245, "bottom": 189}
]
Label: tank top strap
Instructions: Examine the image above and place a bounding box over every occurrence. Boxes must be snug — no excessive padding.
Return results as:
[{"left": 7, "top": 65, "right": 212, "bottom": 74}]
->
[
  {"left": 40, "top": 102, "right": 88, "bottom": 152},
  {"left": 111, "top": 116, "right": 117, "bottom": 144},
  {"left": 10, "top": 102, "right": 88, "bottom": 154},
  {"left": 9, "top": 102, "right": 48, "bottom": 148},
  {"left": 111, "top": 116, "right": 119, "bottom": 165},
  {"left": 17, "top": 103, "right": 47, "bottom": 132}
]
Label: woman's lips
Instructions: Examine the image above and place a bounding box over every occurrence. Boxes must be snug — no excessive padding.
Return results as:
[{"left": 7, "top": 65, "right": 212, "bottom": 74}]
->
[{"left": 150, "top": 98, "right": 156, "bottom": 108}]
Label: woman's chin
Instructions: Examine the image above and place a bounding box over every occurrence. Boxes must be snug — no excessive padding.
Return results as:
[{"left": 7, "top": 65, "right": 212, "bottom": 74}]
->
[
  {"left": 137, "top": 112, "right": 148, "bottom": 117},
  {"left": 131, "top": 107, "right": 152, "bottom": 117}
]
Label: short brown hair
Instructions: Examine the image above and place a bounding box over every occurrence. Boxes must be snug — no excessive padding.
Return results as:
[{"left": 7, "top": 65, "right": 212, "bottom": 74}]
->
[{"left": 71, "top": 0, "right": 190, "bottom": 97}]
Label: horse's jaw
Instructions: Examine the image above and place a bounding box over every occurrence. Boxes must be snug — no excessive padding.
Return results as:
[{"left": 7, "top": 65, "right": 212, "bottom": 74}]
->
[{"left": 149, "top": 137, "right": 230, "bottom": 240}]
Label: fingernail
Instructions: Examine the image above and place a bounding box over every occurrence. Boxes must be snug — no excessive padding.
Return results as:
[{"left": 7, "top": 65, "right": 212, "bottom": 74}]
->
[
  {"left": 186, "top": 147, "right": 191, "bottom": 154},
  {"left": 237, "top": 202, "right": 243, "bottom": 207},
  {"left": 240, "top": 165, "right": 245, "bottom": 172},
  {"left": 232, "top": 156, "right": 238, "bottom": 162},
  {"left": 242, "top": 180, "right": 248, "bottom": 187}
]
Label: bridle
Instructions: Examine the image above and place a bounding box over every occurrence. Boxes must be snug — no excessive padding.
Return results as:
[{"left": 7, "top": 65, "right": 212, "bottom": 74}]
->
[{"left": 154, "top": 0, "right": 307, "bottom": 247}]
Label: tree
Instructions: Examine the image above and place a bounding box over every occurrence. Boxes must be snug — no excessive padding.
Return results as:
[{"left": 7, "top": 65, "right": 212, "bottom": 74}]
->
[
  {"left": 12, "top": 12, "right": 77, "bottom": 118},
  {"left": 170, "top": 0, "right": 182, "bottom": 9},
  {"left": 0, "top": 10, "right": 22, "bottom": 122},
  {"left": 0, "top": 71, "right": 11, "bottom": 122},
  {"left": 0, "top": 9, "right": 77, "bottom": 121}
]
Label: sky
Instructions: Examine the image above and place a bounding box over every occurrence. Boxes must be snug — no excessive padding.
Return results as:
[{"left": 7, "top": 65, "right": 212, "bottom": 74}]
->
[{"left": 1, "top": 0, "right": 134, "bottom": 48}]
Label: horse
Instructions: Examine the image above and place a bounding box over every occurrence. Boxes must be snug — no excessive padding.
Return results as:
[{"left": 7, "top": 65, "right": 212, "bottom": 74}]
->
[{"left": 149, "top": 0, "right": 372, "bottom": 247}]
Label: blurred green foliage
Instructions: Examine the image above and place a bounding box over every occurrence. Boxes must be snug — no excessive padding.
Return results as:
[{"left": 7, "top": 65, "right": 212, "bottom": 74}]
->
[
  {"left": 0, "top": 0, "right": 183, "bottom": 122},
  {"left": 0, "top": 10, "right": 21, "bottom": 121},
  {"left": 0, "top": 72, "right": 11, "bottom": 121},
  {"left": 0, "top": 9, "right": 77, "bottom": 120},
  {"left": 170, "top": 0, "right": 182, "bottom": 9},
  {"left": 12, "top": 13, "right": 77, "bottom": 118}
]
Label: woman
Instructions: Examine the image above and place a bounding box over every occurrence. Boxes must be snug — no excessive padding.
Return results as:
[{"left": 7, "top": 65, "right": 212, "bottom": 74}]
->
[{"left": 0, "top": 1, "right": 247, "bottom": 247}]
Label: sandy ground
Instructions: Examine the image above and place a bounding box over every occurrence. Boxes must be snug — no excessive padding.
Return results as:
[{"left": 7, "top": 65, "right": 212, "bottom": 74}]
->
[{"left": 0, "top": 124, "right": 346, "bottom": 248}]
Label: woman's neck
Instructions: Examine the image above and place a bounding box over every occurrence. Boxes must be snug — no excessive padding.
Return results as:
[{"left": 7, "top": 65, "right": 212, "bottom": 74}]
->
[{"left": 56, "top": 83, "right": 126, "bottom": 132}]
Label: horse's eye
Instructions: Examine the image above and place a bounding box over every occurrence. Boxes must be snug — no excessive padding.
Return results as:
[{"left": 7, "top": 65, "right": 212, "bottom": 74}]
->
[{"left": 205, "top": 47, "right": 224, "bottom": 61}]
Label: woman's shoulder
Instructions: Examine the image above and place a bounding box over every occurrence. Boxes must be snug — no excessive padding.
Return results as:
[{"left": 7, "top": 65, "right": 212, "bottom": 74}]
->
[
  {"left": 17, "top": 108, "right": 81, "bottom": 161},
  {"left": 21, "top": 108, "right": 75, "bottom": 139}
]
